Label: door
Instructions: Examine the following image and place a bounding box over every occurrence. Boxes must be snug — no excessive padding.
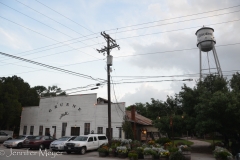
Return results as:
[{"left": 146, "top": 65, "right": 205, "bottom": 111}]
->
[
  {"left": 92, "top": 136, "right": 98, "bottom": 149},
  {"left": 86, "top": 137, "right": 94, "bottom": 150},
  {"left": 45, "top": 128, "right": 50, "bottom": 136}
]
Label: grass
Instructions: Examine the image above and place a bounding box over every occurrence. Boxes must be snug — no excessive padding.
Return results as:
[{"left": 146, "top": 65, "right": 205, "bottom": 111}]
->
[{"left": 173, "top": 139, "right": 194, "bottom": 146}]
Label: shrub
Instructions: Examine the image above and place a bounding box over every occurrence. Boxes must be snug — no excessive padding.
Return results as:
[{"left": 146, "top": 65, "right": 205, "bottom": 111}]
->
[
  {"left": 168, "top": 146, "right": 179, "bottom": 153},
  {"left": 143, "top": 148, "right": 157, "bottom": 156},
  {"left": 178, "top": 145, "right": 191, "bottom": 151},
  {"left": 169, "top": 151, "right": 186, "bottom": 160},
  {"left": 116, "top": 146, "right": 128, "bottom": 154},
  {"left": 158, "top": 148, "right": 170, "bottom": 157},
  {"left": 156, "top": 137, "right": 171, "bottom": 145},
  {"left": 213, "top": 146, "right": 233, "bottom": 160},
  {"left": 98, "top": 144, "right": 109, "bottom": 153},
  {"left": 128, "top": 151, "right": 138, "bottom": 160}
]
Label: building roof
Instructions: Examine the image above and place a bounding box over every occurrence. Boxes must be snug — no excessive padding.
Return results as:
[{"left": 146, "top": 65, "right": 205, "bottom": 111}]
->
[{"left": 125, "top": 111, "right": 152, "bottom": 125}]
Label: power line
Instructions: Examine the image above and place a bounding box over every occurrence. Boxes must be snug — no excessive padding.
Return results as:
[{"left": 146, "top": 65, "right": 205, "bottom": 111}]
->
[
  {"left": 107, "top": 10, "right": 240, "bottom": 35},
  {"left": 112, "top": 79, "right": 193, "bottom": 85},
  {"left": 0, "top": 41, "right": 239, "bottom": 77},
  {"left": 15, "top": 0, "right": 85, "bottom": 37},
  {"left": 111, "top": 76, "right": 124, "bottom": 116},
  {"left": 104, "top": 4, "right": 240, "bottom": 33},
  {"left": 1, "top": 16, "right": 238, "bottom": 64},
  {"left": 0, "top": 59, "right": 103, "bottom": 77},
  {"left": 0, "top": 15, "right": 100, "bottom": 60},
  {"left": 0, "top": 51, "right": 105, "bottom": 82},
  {"left": 0, "top": 1, "right": 73, "bottom": 38},
  {"left": 34, "top": 0, "right": 94, "bottom": 34},
  {"left": 114, "top": 42, "right": 240, "bottom": 58},
  {"left": 0, "top": 42, "right": 105, "bottom": 67},
  {"left": 117, "top": 19, "right": 240, "bottom": 41},
  {"left": 15, "top": 0, "right": 100, "bottom": 51}
]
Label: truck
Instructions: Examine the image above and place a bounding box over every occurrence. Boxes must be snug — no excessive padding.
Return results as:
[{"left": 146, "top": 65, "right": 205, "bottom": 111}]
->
[{"left": 64, "top": 134, "right": 108, "bottom": 154}]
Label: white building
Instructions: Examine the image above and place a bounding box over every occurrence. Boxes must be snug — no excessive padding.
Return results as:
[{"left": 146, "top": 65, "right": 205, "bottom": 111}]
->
[{"left": 19, "top": 93, "right": 125, "bottom": 139}]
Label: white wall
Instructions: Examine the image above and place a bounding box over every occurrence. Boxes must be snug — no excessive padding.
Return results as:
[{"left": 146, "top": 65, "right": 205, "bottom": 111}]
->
[{"left": 19, "top": 94, "right": 125, "bottom": 139}]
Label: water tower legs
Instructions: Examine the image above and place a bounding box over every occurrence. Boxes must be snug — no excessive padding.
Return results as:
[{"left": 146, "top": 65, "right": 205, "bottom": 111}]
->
[
  {"left": 199, "top": 46, "right": 223, "bottom": 79},
  {"left": 212, "top": 46, "right": 223, "bottom": 77}
]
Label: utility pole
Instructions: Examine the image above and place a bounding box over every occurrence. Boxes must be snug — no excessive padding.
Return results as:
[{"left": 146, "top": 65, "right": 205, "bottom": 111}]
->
[{"left": 97, "top": 32, "right": 120, "bottom": 143}]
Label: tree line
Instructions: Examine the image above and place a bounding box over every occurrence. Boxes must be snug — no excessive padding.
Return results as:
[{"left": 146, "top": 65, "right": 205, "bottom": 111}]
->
[
  {"left": 0, "top": 75, "right": 66, "bottom": 133},
  {"left": 126, "top": 72, "right": 240, "bottom": 143}
]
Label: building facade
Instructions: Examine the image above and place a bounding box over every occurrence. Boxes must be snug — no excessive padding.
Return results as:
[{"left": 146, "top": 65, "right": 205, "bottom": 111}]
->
[{"left": 19, "top": 93, "right": 125, "bottom": 139}]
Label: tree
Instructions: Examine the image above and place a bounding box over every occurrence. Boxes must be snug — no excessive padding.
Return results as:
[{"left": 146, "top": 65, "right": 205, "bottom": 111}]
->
[
  {"left": 0, "top": 75, "right": 39, "bottom": 133},
  {"left": 33, "top": 85, "right": 66, "bottom": 97}
]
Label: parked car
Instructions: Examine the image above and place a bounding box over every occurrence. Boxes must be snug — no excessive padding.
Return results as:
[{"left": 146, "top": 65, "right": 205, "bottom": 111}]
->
[
  {"left": 64, "top": 134, "right": 108, "bottom": 154},
  {"left": 22, "top": 136, "right": 55, "bottom": 149},
  {"left": 0, "top": 131, "right": 12, "bottom": 142},
  {"left": 50, "top": 136, "right": 76, "bottom": 151},
  {"left": 3, "top": 135, "right": 36, "bottom": 148}
]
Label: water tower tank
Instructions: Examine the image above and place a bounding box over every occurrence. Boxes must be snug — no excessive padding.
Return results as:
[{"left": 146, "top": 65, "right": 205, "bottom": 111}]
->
[{"left": 196, "top": 27, "right": 216, "bottom": 52}]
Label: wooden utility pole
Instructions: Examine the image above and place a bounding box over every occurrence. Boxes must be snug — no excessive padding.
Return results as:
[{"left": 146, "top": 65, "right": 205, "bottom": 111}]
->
[{"left": 97, "top": 32, "right": 120, "bottom": 143}]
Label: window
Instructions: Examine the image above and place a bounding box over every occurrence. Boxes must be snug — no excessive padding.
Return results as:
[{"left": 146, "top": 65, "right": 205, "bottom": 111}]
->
[
  {"left": 71, "top": 127, "right": 80, "bottom": 136},
  {"left": 30, "top": 126, "right": 34, "bottom": 135},
  {"left": 116, "top": 127, "right": 122, "bottom": 138},
  {"left": 88, "top": 137, "right": 93, "bottom": 142},
  {"left": 39, "top": 126, "right": 43, "bottom": 135},
  {"left": 23, "top": 126, "right": 27, "bottom": 135},
  {"left": 98, "top": 136, "right": 107, "bottom": 140},
  {"left": 97, "top": 127, "right": 103, "bottom": 134},
  {"left": 94, "top": 137, "right": 97, "bottom": 141},
  {"left": 84, "top": 123, "right": 90, "bottom": 135},
  {"left": 45, "top": 128, "right": 50, "bottom": 136},
  {"left": 62, "top": 123, "right": 67, "bottom": 137}
]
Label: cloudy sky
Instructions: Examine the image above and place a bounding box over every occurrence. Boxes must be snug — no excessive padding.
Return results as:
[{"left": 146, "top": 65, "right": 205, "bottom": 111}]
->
[{"left": 0, "top": 0, "right": 239, "bottom": 106}]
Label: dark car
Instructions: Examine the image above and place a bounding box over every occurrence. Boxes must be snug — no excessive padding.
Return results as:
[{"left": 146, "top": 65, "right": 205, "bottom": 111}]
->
[{"left": 22, "top": 136, "right": 55, "bottom": 149}]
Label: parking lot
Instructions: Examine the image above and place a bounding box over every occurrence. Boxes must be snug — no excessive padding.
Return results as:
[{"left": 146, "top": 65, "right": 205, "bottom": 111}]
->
[{"left": 0, "top": 145, "right": 103, "bottom": 160}]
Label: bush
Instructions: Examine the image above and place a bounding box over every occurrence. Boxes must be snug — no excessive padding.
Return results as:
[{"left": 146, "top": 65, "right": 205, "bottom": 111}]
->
[
  {"left": 143, "top": 148, "right": 157, "bottom": 156},
  {"left": 178, "top": 145, "right": 191, "bottom": 151},
  {"left": 213, "top": 146, "right": 233, "bottom": 160},
  {"left": 128, "top": 151, "right": 138, "bottom": 160},
  {"left": 169, "top": 151, "right": 186, "bottom": 160},
  {"left": 168, "top": 146, "right": 179, "bottom": 153},
  {"left": 156, "top": 137, "right": 171, "bottom": 145},
  {"left": 98, "top": 145, "right": 109, "bottom": 153}
]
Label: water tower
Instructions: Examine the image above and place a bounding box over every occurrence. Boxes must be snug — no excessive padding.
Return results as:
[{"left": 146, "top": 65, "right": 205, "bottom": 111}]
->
[{"left": 196, "top": 26, "right": 222, "bottom": 79}]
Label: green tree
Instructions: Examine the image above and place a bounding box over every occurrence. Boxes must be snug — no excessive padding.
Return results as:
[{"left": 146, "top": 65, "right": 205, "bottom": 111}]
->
[{"left": 33, "top": 85, "right": 66, "bottom": 97}]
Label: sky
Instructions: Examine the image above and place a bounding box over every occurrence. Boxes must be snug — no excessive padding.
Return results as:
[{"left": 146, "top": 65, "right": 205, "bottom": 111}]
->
[{"left": 0, "top": 0, "right": 240, "bottom": 106}]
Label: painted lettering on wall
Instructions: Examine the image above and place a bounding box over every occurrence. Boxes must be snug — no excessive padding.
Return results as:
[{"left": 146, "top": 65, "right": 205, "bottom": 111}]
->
[{"left": 48, "top": 102, "right": 81, "bottom": 113}]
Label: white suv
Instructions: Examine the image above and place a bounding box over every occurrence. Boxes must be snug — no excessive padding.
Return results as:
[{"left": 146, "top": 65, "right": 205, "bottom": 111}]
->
[{"left": 64, "top": 134, "right": 108, "bottom": 154}]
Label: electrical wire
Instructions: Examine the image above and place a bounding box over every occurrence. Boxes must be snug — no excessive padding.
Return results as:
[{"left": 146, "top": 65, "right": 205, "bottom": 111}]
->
[
  {"left": 0, "top": 42, "right": 239, "bottom": 77},
  {"left": 1, "top": 6, "right": 239, "bottom": 63},
  {"left": 35, "top": 0, "right": 94, "bottom": 34},
  {"left": 104, "top": 4, "right": 240, "bottom": 33},
  {"left": 15, "top": 0, "right": 86, "bottom": 37},
  {"left": 0, "top": 16, "right": 100, "bottom": 60},
  {"left": 111, "top": 76, "right": 125, "bottom": 114},
  {"left": 0, "top": 1, "right": 73, "bottom": 38},
  {"left": 0, "top": 42, "right": 105, "bottom": 67},
  {"left": 0, "top": 51, "right": 105, "bottom": 82},
  {"left": 0, "top": 17, "right": 238, "bottom": 64},
  {"left": 106, "top": 10, "right": 240, "bottom": 35}
]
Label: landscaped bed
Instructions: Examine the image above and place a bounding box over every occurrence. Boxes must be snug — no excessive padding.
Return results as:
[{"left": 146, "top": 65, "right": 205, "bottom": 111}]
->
[{"left": 97, "top": 138, "right": 193, "bottom": 160}]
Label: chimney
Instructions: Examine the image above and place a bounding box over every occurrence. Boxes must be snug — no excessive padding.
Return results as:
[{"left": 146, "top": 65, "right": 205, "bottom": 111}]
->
[
  {"left": 131, "top": 105, "right": 137, "bottom": 140},
  {"left": 131, "top": 105, "right": 136, "bottom": 121}
]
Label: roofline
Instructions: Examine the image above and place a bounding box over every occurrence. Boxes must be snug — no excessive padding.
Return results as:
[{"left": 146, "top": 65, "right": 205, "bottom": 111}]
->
[{"left": 195, "top": 26, "right": 214, "bottom": 35}]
